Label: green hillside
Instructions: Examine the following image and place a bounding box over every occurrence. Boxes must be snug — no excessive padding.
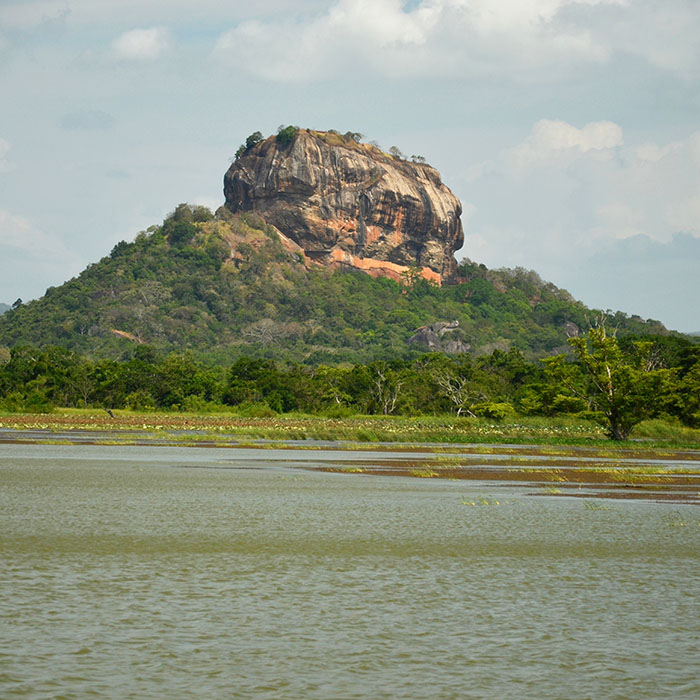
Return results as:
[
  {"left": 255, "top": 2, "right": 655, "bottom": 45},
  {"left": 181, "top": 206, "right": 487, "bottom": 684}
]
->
[{"left": 0, "top": 204, "right": 673, "bottom": 364}]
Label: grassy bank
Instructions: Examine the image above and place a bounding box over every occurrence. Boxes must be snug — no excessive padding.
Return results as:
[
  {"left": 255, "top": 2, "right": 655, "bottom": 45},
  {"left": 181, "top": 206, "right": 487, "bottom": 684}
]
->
[{"left": 2, "top": 409, "right": 700, "bottom": 449}]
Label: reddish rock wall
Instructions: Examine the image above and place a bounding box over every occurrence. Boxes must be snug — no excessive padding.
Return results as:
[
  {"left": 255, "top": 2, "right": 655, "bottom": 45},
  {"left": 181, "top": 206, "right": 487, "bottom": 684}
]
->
[{"left": 223, "top": 130, "right": 464, "bottom": 283}]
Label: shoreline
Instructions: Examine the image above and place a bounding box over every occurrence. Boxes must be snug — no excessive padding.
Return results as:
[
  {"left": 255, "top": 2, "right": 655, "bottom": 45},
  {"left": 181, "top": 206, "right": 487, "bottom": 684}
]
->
[
  {"left": 2, "top": 409, "right": 699, "bottom": 448},
  {"left": 2, "top": 416, "right": 699, "bottom": 505}
]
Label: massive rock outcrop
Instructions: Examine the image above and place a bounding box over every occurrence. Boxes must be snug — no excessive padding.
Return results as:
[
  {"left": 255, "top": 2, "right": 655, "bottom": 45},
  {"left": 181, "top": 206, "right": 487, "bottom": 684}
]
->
[{"left": 223, "top": 129, "right": 464, "bottom": 283}]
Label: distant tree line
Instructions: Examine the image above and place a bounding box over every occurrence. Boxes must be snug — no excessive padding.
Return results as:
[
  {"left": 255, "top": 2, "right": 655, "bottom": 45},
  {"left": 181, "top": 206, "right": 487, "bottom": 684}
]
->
[{"left": 1, "top": 328, "right": 698, "bottom": 439}]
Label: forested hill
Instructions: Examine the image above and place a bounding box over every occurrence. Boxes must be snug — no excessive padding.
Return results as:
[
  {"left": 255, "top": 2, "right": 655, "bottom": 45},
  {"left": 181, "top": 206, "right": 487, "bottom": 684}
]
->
[{"left": 0, "top": 204, "right": 674, "bottom": 364}]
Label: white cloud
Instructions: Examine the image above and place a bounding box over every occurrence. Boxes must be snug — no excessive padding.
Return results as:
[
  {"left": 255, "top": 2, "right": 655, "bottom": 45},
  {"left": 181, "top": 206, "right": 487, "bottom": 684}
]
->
[
  {"left": 0, "top": 1, "right": 331, "bottom": 32},
  {"left": 112, "top": 27, "right": 171, "bottom": 61},
  {"left": 592, "top": 202, "right": 642, "bottom": 240},
  {"left": 0, "top": 209, "right": 84, "bottom": 303},
  {"left": 461, "top": 122, "right": 700, "bottom": 323},
  {"left": 455, "top": 0, "right": 626, "bottom": 34},
  {"left": 213, "top": 0, "right": 623, "bottom": 82},
  {"left": 5, "top": 1, "right": 698, "bottom": 80},
  {"left": 0, "top": 210, "right": 73, "bottom": 257},
  {"left": 0, "top": 138, "right": 14, "bottom": 174},
  {"left": 573, "top": 0, "right": 700, "bottom": 79},
  {"left": 468, "top": 122, "right": 700, "bottom": 250},
  {"left": 669, "top": 192, "right": 700, "bottom": 234},
  {"left": 635, "top": 142, "right": 680, "bottom": 164},
  {"left": 209, "top": 0, "right": 700, "bottom": 84},
  {"left": 507, "top": 119, "right": 623, "bottom": 170}
]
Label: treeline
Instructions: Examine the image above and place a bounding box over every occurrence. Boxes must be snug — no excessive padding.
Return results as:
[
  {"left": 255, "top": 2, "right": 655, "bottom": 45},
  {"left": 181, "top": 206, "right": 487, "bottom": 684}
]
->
[{"left": 1, "top": 330, "right": 698, "bottom": 439}]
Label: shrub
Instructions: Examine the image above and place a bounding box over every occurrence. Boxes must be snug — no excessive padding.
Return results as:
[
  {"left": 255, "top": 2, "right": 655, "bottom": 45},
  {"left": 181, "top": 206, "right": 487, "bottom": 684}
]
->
[
  {"left": 245, "top": 131, "right": 263, "bottom": 149},
  {"left": 167, "top": 221, "right": 196, "bottom": 246},
  {"left": 125, "top": 390, "right": 156, "bottom": 411},
  {"left": 575, "top": 410, "right": 606, "bottom": 423},
  {"left": 23, "top": 390, "right": 54, "bottom": 413},
  {"left": 551, "top": 394, "right": 588, "bottom": 414},
  {"left": 320, "top": 404, "right": 355, "bottom": 418},
  {"left": 0, "top": 391, "right": 24, "bottom": 412},
  {"left": 472, "top": 402, "right": 515, "bottom": 421},
  {"left": 276, "top": 125, "right": 298, "bottom": 146},
  {"left": 235, "top": 400, "right": 277, "bottom": 417},
  {"left": 234, "top": 131, "right": 264, "bottom": 160}
]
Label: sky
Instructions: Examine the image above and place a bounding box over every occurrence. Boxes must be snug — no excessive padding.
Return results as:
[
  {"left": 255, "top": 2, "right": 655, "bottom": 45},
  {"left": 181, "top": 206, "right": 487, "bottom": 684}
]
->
[{"left": 1, "top": 0, "right": 699, "bottom": 332}]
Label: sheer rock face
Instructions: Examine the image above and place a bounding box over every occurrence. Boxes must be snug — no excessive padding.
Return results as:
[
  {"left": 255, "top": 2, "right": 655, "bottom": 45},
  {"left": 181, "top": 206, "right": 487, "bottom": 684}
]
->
[{"left": 223, "top": 130, "right": 464, "bottom": 283}]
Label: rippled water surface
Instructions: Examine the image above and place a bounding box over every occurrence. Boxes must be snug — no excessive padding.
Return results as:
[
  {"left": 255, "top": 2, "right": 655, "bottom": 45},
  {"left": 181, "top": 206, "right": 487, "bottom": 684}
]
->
[{"left": 2, "top": 444, "right": 699, "bottom": 699}]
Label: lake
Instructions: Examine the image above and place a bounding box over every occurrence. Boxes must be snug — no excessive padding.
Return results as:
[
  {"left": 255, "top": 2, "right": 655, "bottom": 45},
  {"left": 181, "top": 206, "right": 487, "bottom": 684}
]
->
[{"left": 2, "top": 443, "right": 699, "bottom": 699}]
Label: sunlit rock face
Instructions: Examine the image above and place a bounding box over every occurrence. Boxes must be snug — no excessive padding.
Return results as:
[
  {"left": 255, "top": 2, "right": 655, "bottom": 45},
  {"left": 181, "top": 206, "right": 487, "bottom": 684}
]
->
[{"left": 223, "top": 130, "right": 464, "bottom": 283}]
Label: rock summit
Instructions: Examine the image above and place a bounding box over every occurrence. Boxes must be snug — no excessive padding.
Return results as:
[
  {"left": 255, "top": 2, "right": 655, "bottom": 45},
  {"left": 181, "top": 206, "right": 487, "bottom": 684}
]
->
[{"left": 223, "top": 129, "right": 464, "bottom": 283}]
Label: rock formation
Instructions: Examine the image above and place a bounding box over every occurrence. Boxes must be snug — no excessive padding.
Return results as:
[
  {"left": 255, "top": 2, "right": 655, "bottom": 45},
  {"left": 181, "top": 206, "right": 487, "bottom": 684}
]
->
[
  {"left": 408, "top": 321, "right": 471, "bottom": 354},
  {"left": 223, "top": 129, "right": 464, "bottom": 283}
]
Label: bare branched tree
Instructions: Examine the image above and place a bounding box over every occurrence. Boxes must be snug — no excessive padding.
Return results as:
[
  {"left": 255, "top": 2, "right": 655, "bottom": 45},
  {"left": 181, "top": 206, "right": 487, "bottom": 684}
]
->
[
  {"left": 370, "top": 364, "right": 404, "bottom": 415},
  {"left": 433, "top": 370, "right": 479, "bottom": 417},
  {"left": 242, "top": 318, "right": 283, "bottom": 347}
]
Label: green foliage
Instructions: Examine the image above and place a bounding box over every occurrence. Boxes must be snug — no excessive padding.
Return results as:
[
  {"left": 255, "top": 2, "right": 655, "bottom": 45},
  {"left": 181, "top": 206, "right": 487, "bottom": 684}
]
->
[
  {"left": 167, "top": 220, "right": 197, "bottom": 246},
  {"left": 1, "top": 340, "right": 698, "bottom": 441},
  {"left": 234, "top": 400, "right": 277, "bottom": 418},
  {"left": 544, "top": 326, "right": 677, "bottom": 440},
  {"left": 235, "top": 131, "right": 264, "bottom": 159},
  {"left": 471, "top": 402, "right": 515, "bottom": 421},
  {"left": 276, "top": 125, "right": 298, "bottom": 146},
  {"left": 246, "top": 131, "right": 263, "bottom": 149},
  {"left": 161, "top": 204, "right": 213, "bottom": 246},
  {"left": 0, "top": 207, "right": 689, "bottom": 373}
]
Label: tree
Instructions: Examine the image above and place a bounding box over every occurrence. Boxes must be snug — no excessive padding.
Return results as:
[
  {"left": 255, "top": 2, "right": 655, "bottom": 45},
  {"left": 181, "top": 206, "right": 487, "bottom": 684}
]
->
[
  {"left": 167, "top": 220, "right": 196, "bottom": 246},
  {"left": 313, "top": 366, "right": 353, "bottom": 408},
  {"left": 242, "top": 318, "right": 283, "bottom": 347},
  {"left": 276, "top": 125, "right": 298, "bottom": 146},
  {"left": 234, "top": 131, "right": 264, "bottom": 160},
  {"left": 245, "top": 131, "right": 263, "bottom": 149},
  {"left": 673, "top": 346, "right": 700, "bottom": 426},
  {"left": 433, "top": 370, "right": 480, "bottom": 417},
  {"left": 388, "top": 146, "right": 404, "bottom": 159},
  {"left": 367, "top": 361, "right": 405, "bottom": 414},
  {"left": 417, "top": 353, "right": 482, "bottom": 417},
  {"left": 66, "top": 361, "right": 98, "bottom": 407},
  {"left": 545, "top": 325, "right": 675, "bottom": 440}
]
